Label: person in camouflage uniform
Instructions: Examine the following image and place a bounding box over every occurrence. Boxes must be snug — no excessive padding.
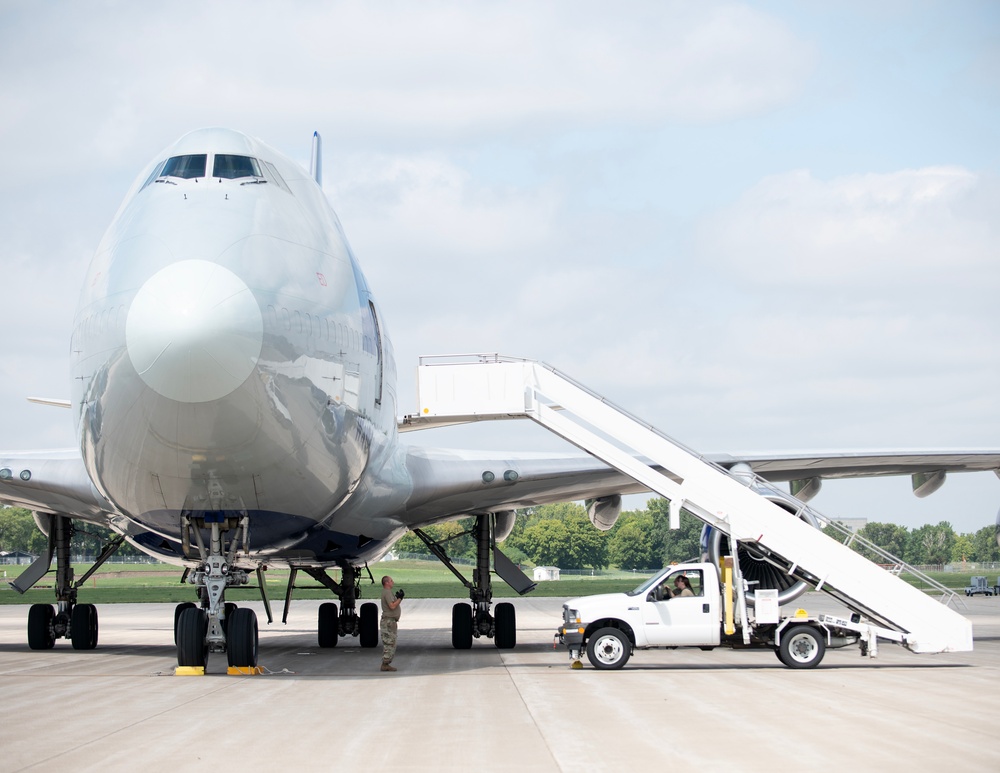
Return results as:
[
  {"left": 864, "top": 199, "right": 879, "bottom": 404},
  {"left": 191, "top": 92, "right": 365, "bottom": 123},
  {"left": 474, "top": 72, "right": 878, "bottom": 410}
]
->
[{"left": 380, "top": 575, "right": 403, "bottom": 671}]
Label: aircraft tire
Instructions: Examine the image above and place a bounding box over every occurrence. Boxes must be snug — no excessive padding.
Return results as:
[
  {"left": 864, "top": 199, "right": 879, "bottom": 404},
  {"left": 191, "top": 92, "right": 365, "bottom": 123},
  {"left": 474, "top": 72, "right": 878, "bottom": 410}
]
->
[
  {"left": 27, "top": 604, "right": 56, "bottom": 650},
  {"left": 494, "top": 602, "right": 516, "bottom": 649},
  {"left": 586, "top": 627, "right": 630, "bottom": 669},
  {"left": 452, "top": 603, "right": 473, "bottom": 649},
  {"left": 779, "top": 625, "right": 826, "bottom": 669},
  {"left": 173, "top": 602, "right": 196, "bottom": 645},
  {"left": 359, "top": 602, "right": 379, "bottom": 648},
  {"left": 70, "top": 603, "right": 99, "bottom": 650},
  {"left": 223, "top": 602, "right": 238, "bottom": 634},
  {"left": 226, "top": 608, "right": 258, "bottom": 668},
  {"left": 318, "top": 602, "right": 339, "bottom": 648},
  {"left": 176, "top": 607, "right": 208, "bottom": 668}
]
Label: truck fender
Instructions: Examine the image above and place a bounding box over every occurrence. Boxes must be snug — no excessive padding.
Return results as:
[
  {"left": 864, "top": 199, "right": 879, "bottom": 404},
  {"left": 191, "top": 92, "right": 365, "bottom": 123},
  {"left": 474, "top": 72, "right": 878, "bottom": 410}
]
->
[{"left": 584, "top": 619, "right": 636, "bottom": 649}]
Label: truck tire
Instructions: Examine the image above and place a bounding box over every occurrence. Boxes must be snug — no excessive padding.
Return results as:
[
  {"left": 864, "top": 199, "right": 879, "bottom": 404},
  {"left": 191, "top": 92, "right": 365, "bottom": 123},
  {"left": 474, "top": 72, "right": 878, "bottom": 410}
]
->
[
  {"left": 586, "top": 627, "right": 630, "bottom": 670},
  {"left": 778, "top": 625, "right": 825, "bottom": 668}
]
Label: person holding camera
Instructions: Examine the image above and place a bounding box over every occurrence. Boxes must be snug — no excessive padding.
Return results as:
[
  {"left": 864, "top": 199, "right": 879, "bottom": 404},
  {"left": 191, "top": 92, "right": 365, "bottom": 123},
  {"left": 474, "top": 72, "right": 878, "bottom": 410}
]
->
[{"left": 379, "top": 575, "right": 404, "bottom": 672}]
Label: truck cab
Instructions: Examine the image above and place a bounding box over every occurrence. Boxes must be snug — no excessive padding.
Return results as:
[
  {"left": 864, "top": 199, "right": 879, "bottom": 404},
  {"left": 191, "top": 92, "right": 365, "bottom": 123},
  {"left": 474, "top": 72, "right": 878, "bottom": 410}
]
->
[{"left": 636, "top": 565, "right": 721, "bottom": 647}]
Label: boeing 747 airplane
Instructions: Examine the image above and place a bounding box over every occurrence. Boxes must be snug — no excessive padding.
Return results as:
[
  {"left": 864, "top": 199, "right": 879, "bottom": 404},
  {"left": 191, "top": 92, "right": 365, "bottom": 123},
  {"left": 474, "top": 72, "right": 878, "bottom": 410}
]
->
[{"left": 2, "top": 129, "right": 998, "bottom": 669}]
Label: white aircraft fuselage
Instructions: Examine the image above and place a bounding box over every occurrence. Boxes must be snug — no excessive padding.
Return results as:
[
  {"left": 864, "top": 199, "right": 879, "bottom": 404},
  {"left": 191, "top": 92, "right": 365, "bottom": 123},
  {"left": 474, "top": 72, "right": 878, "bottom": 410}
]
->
[{"left": 73, "top": 129, "right": 407, "bottom": 565}]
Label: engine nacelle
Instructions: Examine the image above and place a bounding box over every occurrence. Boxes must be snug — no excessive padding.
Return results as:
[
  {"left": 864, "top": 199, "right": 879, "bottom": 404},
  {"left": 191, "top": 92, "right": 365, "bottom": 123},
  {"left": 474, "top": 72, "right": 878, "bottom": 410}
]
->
[
  {"left": 493, "top": 510, "right": 516, "bottom": 543},
  {"left": 32, "top": 510, "right": 53, "bottom": 537},
  {"left": 704, "top": 492, "right": 819, "bottom": 607},
  {"left": 586, "top": 495, "right": 622, "bottom": 531},
  {"left": 912, "top": 470, "right": 946, "bottom": 498},
  {"left": 789, "top": 477, "right": 822, "bottom": 502}
]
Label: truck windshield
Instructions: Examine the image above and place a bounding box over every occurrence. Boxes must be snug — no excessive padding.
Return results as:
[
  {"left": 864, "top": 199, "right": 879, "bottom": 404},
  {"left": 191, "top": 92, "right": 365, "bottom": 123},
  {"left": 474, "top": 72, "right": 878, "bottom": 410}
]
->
[{"left": 626, "top": 572, "right": 667, "bottom": 597}]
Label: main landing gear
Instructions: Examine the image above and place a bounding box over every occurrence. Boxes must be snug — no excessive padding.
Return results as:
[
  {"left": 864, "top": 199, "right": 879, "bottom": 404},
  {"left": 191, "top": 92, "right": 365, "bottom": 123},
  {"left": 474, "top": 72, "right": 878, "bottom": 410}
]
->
[
  {"left": 415, "top": 514, "right": 534, "bottom": 650},
  {"left": 12, "top": 513, "right": 124, "bottom": 651},
  {"left": 174, "top": 513, "right": 259, "bottom": 670},
  {"left": 281, "top": 563, "right": 379, "bottom": 649}
]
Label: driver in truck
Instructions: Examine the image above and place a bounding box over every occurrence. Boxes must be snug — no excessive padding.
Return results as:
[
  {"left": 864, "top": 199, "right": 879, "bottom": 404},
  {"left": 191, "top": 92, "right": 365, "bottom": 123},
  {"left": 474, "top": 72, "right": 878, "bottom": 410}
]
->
[{"left": 673, "top": 575, "right": 694, "bottom": 597}]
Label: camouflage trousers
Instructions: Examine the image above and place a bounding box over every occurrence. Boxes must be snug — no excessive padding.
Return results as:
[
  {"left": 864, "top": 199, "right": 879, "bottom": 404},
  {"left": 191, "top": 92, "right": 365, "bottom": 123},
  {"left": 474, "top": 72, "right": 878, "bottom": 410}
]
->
[{"left": 381, "top": 618, "right": 398, "bottom": 664}]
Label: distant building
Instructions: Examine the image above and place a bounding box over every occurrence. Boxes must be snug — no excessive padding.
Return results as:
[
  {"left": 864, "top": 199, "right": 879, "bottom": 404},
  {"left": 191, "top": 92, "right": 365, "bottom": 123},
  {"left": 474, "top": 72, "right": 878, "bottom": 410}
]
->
[
  {"left": 533, "top": 566, "right": 560, "bottom": 581},
  {"left": 0, "top": 550, "right": 36, "bottom": 565}
]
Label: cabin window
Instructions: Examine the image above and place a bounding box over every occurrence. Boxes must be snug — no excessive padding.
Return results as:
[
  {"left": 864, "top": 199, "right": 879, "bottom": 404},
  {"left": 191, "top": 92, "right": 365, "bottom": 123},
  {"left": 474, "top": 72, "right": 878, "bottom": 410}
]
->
[
  {"left": 161, "top": 154, "right": 207, "bottom": 179},
  {"left": 262, "top": 160, "right": 291, "bottom": 193},
  {"left": 140, "top": 160, "right": 166, "bottom": 190},
  {"left": 213, "top": 154, "right": 261, "bottom": 179}
]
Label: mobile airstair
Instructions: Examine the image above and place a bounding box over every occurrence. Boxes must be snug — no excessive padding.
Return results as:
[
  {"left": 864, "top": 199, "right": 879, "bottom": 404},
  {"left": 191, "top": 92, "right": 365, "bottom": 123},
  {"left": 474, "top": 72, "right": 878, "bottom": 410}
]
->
[{"left": 409, "top": 354, "right": 972, "bottom": 654}]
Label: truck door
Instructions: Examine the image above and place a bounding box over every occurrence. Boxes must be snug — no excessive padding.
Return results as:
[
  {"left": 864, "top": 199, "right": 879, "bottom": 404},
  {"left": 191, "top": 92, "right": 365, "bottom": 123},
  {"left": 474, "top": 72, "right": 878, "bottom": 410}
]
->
[{"left": 641, "top": 569, "right": 720, "bottom": 646}]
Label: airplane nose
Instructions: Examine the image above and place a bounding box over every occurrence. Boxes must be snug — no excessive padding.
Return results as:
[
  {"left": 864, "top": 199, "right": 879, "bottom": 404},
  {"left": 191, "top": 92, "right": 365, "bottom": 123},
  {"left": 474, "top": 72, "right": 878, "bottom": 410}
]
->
[{"left": 126, "top": 260, "right": 263, "bottom": 403}]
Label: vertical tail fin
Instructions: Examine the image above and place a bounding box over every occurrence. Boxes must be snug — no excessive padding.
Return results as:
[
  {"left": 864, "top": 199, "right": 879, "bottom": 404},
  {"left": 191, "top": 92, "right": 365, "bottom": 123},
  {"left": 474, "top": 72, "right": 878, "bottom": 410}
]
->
[{"left": 310, "top": 131, "right": 322, "bottom": 186}]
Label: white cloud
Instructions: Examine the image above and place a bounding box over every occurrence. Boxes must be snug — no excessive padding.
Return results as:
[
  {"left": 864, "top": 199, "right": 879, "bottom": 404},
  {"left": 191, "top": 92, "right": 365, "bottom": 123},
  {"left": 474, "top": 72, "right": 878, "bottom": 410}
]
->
[
  {"left": 699, "top": 167, "right": 1000, "bottom": 287},
  {"left": 0, "top": 1, "right": 815, "bottom": 172}
]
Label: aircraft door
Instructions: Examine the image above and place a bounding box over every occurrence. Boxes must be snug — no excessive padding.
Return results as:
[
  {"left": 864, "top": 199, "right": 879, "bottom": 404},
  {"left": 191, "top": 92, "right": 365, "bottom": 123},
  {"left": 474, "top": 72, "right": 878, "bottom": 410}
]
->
[
  {"left": 365, "top": 300, "right": 382, "bottom": 405},
  {"left": 641, "top": 569, "right": 719, "bottom": 646}
]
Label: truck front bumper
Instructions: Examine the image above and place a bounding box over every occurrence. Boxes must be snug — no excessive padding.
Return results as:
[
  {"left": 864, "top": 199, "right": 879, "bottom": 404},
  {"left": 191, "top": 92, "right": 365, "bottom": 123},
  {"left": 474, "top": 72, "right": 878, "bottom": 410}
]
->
[{"left": 556, "top": 625, "right": 585, "bottom": 650}]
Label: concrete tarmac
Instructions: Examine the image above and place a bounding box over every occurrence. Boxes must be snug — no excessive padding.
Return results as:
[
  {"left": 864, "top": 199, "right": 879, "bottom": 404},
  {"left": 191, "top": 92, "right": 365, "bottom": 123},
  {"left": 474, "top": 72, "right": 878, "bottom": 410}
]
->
[{"left": 1, "top": 593, "right": 999, "bottom": 772}]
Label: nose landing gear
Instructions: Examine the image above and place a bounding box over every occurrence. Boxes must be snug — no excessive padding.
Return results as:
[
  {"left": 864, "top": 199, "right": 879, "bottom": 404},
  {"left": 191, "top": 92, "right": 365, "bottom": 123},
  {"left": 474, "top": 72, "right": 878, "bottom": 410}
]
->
[{"left": 176, "top": 513, "right": 258, "bottom": 671}]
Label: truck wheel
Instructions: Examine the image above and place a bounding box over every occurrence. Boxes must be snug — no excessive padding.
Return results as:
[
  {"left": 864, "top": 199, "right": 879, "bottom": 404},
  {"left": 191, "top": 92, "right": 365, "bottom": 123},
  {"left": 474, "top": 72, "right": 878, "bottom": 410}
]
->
[
  {"left": 586, "top": 627, "right": 630, "bottom": 670},
  {"left": 779, "top": 625, "right": 825, "bottom": 668}
]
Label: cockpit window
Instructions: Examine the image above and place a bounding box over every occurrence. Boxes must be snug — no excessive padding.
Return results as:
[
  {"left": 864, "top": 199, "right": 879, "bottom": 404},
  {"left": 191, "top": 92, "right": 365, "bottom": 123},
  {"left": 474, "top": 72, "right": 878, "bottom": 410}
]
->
[
  {"left": 213, "top": 154, "right": 261, "bottom": 179},
  {"left": 161, "top": 154, "right": 207, "bottom": 179}
]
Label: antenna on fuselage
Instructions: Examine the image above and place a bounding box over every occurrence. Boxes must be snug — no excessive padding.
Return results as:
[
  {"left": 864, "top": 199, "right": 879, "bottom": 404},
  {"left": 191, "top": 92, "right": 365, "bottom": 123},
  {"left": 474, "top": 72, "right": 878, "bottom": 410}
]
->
[{"left": 310, "top": 131, "right": 322, "bottom": 186}]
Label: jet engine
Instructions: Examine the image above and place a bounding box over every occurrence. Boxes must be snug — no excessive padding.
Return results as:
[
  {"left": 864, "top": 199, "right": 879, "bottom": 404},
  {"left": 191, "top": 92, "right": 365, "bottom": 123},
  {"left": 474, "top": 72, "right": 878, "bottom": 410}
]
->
[
  {"left": 703, "top": 493, "right": 820, "bottom": 606},
  {"left": 493, "top": 510, "right": 516, "bottom": 543},
  {"left": 586, "top": 495, "right": 622, "bottom": 531}
]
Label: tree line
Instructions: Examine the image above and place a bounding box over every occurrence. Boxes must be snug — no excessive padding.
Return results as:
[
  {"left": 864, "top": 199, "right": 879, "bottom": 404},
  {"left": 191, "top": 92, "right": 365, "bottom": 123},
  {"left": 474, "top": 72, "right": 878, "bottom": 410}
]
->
[
  {"left": 0, "top": 507, "right": 144, "bottom": 558},
  {"left": 3, "top": 501, "right": 998, "bottom": 569},
  {"left": 396, "top": 499, "right": 999, "bottom": 570}
]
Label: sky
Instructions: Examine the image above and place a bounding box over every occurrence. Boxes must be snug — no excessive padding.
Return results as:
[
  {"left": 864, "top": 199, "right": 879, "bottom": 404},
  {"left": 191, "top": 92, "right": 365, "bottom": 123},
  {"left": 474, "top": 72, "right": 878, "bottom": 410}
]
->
[{"left": 0, "top": 1, "right": 998, "bottom": 534}]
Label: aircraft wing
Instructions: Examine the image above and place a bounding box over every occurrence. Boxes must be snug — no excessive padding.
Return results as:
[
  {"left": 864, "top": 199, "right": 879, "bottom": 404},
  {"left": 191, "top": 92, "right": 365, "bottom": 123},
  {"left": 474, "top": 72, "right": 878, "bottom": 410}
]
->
[
  {"left": 706, "top": 449, "right": 1000, "bottom": 481},
  {"left": 0, "top": 449, "right": 113, "bottom": 524},
  {"left": 398, "top": 445, "right": 1000, "bottom": 526}
]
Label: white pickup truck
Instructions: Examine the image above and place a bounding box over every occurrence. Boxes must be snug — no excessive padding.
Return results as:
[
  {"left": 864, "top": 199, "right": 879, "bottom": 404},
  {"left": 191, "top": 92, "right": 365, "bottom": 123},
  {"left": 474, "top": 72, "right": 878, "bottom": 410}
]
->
[{"left": 555, "top": 561, "right": 887, "bottom": 669}]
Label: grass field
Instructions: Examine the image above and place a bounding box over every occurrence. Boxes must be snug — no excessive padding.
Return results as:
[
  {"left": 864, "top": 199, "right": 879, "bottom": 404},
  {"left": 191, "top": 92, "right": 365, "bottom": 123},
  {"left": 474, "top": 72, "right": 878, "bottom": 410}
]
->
[
  {"left": 0, "top": 560, "right": 645, "bottom": 605},
  {"left": 0, "top": 560, "right": 991, "bottom": 605}
]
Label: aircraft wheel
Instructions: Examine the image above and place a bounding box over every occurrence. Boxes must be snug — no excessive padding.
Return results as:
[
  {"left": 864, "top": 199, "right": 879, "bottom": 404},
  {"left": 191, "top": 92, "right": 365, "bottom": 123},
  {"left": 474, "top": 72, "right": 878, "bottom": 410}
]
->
[
  {"left": 176, "top": 607, "right": 208, "bottom": 668},
  {"left": 27, "top": 604, "right": 56, "bottom": 650},
  {"left": 359, "top": 602, "right": 379, "bottom": 648},
  {"left": 71, "top": 603, "right": 99, "bottom": 650},
  {"left": 452, "top": 603, "right": 473, "bottom": 649},
  {"left": 779, "top": 625, "right": 826, "bottom": 669},
  {"left": 173, "top": 602, "right": 196, "bottom": 645},
  {"left": 318, "top": 602, "right": 339, "bottom": 648},
  {"left": 494, "top": 602, "right": 516, "bottom": 649},
  {"left": 223, "top": 602, "right": 238, "bottom": 634},
  {"left": 586, "top": 627, "right": 631, "bottom": 669},
  {"left": 226, "top": 608, "right": 258, "bottom": 668}
]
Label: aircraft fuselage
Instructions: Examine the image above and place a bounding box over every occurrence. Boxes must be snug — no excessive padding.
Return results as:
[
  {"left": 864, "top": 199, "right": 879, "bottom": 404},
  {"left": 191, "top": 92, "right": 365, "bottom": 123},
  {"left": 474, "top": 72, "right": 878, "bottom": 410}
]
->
[{"left": 72, "top": 129, "right": 404, "bottom": 565}]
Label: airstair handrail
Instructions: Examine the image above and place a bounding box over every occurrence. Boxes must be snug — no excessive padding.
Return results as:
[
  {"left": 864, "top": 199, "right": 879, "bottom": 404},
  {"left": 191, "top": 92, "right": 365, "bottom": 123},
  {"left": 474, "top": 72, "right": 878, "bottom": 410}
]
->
[{"left": 819, "top": 517, "right": 967, "bottom": 609}]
